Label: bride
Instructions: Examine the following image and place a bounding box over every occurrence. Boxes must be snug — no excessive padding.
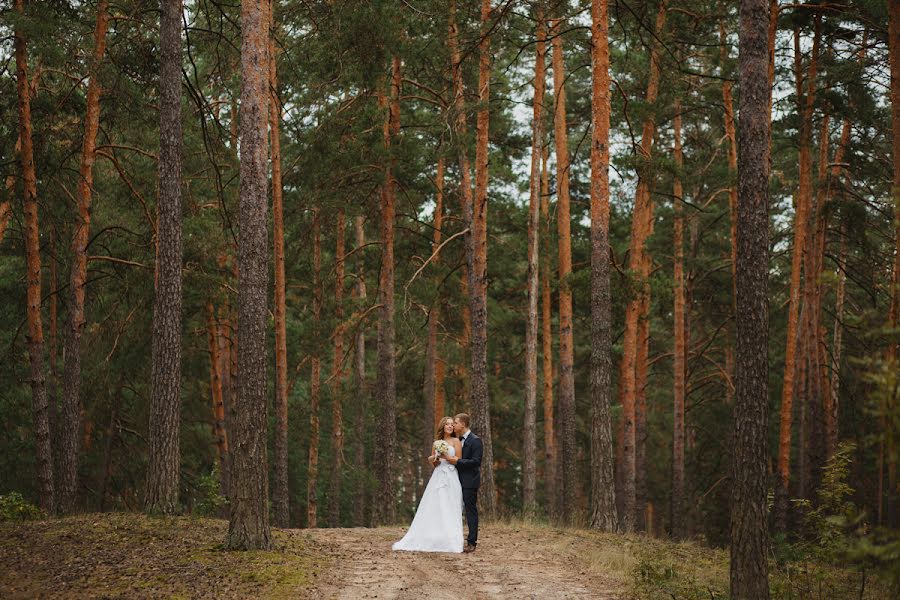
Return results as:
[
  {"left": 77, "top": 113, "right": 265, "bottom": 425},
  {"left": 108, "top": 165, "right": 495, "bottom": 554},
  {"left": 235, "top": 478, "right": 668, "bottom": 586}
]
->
[{"left": 392, "top": 416, "right": 464, "bottom": 553}]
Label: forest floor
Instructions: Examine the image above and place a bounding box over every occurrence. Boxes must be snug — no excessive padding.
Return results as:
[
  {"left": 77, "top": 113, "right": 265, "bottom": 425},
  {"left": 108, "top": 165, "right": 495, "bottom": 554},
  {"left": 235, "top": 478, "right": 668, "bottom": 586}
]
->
[
  {"left": 0, "top": 513, "right": 889, "bottom": 599},
  {"left": 299, "top": 522, "right": 625, "bottom": 599}
]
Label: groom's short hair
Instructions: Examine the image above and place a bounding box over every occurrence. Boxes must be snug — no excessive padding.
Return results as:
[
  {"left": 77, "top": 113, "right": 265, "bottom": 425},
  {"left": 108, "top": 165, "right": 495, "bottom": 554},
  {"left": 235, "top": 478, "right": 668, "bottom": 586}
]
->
[{"left": 454, "top": 413, "right": 470, "bottom": 427}]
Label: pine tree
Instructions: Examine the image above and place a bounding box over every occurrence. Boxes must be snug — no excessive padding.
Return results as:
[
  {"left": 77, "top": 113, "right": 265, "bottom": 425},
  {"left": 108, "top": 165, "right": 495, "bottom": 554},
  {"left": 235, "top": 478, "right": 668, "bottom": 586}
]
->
[
  {"left": 225, "top": 0, "right": 272, "bottom": 550},
  {"left": 731, "top": 0, "right": 772, "bottom": 595},
  {"left": 145, "top": 0, "right": 185, "bottom": 515}
]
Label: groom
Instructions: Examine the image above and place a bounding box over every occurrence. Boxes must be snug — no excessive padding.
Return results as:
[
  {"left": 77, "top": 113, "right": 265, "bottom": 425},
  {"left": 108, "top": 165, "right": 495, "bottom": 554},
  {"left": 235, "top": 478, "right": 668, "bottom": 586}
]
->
[{"left": 444, "top": 413, "right": 482, "bottom": 553}]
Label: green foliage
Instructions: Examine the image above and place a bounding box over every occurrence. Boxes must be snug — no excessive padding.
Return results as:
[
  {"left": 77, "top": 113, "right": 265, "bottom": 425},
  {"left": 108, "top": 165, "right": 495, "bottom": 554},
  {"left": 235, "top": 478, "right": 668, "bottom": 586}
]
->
[
  {"left": 0, "top": 492, "right": 44, "bottom": 522},
  {"left": 792, "top": 442, "right": 859, "bottom": 560},
  {"left": 633, "top": 549, "right": 728, "bottom": 599},
  {"left": 769, "top": 442, "right": 899, "bottom": 597},
  {"left": 194, "top": 468, "right": 227, "bottom": 517}
]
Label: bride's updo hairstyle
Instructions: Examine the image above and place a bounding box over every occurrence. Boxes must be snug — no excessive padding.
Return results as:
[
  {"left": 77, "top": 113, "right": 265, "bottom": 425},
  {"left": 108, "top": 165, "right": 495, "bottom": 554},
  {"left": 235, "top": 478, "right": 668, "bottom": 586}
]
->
[{"left": 435, "top": 416, "right": 456, "bottom": 440}]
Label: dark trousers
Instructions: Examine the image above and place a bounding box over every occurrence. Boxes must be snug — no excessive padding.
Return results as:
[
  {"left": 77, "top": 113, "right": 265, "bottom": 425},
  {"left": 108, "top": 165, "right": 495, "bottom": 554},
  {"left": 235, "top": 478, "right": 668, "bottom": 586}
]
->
[{"left": 463, "top": 486, "right": 479, "bottom": 545}]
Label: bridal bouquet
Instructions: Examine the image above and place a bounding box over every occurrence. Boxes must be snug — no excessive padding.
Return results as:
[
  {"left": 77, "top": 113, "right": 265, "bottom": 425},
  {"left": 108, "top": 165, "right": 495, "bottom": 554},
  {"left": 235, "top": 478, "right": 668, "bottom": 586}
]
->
[{"left": 433, "top": 440, "right": 451, "bottom": 455}]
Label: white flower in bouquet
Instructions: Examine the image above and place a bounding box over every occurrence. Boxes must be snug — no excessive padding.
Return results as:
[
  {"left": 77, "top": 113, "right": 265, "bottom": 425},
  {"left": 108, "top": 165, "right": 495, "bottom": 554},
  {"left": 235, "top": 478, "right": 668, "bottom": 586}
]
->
[{"left": 433, "top": 440, "right": 451, "bottom": 456}]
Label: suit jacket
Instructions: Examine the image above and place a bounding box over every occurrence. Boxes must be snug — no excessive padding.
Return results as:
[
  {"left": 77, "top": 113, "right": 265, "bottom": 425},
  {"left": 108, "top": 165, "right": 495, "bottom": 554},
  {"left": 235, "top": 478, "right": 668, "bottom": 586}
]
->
[{"left": 456, "top": 432, "right": 483, "bottom": 489}]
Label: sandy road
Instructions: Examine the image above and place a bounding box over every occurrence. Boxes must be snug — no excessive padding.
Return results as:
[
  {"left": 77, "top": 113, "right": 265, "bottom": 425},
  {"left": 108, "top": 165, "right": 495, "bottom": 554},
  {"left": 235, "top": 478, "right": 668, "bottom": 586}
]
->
[{"left": 295, "top": 525, "right": 622, "bottom": 599}]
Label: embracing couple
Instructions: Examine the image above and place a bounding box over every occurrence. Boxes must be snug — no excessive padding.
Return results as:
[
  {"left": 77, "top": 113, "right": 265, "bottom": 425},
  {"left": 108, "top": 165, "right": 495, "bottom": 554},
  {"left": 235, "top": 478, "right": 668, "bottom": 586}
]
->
[{"left": 392, "top": 413, "right": 483, "bottom": 554}]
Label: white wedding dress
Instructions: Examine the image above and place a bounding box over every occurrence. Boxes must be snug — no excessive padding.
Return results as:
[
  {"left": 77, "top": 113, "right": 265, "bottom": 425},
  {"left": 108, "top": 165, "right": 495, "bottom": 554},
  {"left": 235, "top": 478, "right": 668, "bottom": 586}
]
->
[{"left": 392, "top": 444, "right": 464, "bottom": 553}]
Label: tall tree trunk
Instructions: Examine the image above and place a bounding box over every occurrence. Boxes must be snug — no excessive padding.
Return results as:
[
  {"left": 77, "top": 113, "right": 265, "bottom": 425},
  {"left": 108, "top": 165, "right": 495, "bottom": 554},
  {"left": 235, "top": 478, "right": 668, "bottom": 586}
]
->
[
  {"left": 463, "top": 0, "right": 496, "bottom": 518},
  {"left": 16, "top": 0, "right": 54, "bottom": 514},
  {"left": 423, "top": 158, "right": 445, "bottom": 493},
  {"left": 225, "top": 0, "right": 272, "bottom": 550},
  {"left": 774, "top": 23, "right": 816, "bottom": 530},
  {"left": 721, "top": 20, "right": 739, "bottom": 306},
  {"left": 671, "top": 99, "right": 686, "bottom": 539},
  {"left": 886, "top": 0, "right": 900, "bottom": 528},
  {"left": 329, "top": 209, "right": 346, "bottom": 526},
  {"left": 60, "top": 0, "right": 110, "bottom": 514},
  {"left": 589, "top": 0, "right": 617, "bottom": 532},
  {"left": 448, "top": 0, "right": 474, "bottom": 413},
  {"left": 731, "top": 0, "right": 772, "bottom": 596},
  {"left": 270, "top": 8, "right": 290, "bottom": 529},
  {"left": 373, "top": 58, "right": 400, "bottom": 526},
  {"left": 206, "top": 302, "right": 229, "bottom": 500},
  {"left": 353, "top": 215, "right": 368, "bottom": 526},
  {"left": 308, "top": 213, "right": 322, "bottom": 528},
  {"left": 551, "top": 15, "right": 578, "bottom": 525},
  {"left": 616, "top": 0, "right": 667, "bottom": 532},
  {"left": 799, "top": 17, "right": 825, "bottom": 501},
  {"left": 145, "top": 0, "right": 185, "bottom": 515},
  {"left": 523, "top": 7, "right": 546, "bottom": 517},
  {"left": 540, "top": 145, "right": 557, "bottom": 518}
]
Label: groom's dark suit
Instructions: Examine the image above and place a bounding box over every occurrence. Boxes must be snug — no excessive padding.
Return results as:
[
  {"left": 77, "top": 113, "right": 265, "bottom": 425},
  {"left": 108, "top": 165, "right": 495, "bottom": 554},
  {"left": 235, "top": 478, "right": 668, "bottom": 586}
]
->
[{"left": 456, "top": 431, "right": 483, "bottom": 547}]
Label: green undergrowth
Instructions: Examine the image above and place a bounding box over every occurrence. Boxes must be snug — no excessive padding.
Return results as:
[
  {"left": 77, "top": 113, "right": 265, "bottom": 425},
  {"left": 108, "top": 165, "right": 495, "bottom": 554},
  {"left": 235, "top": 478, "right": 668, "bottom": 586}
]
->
[
  {"left": 492, "top": 518, "right": 894, "bottom": 600},
  {"left": 0, "top": 512, "right": 324, "bottom": 599}
]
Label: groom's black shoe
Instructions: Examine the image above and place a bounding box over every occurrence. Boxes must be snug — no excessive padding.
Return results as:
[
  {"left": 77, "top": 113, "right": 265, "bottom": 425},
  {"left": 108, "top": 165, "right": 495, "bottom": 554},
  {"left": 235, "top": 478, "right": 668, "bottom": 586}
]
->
[{"left": 463, "top": 544, "right": 476, "bottom": 553}]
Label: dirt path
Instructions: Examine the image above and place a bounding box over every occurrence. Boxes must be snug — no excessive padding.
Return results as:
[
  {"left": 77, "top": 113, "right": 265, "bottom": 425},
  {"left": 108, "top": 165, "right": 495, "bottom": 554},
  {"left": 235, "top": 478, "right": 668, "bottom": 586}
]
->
[{"left": 295, "top": 525, "right": 623, "bottom": 599}]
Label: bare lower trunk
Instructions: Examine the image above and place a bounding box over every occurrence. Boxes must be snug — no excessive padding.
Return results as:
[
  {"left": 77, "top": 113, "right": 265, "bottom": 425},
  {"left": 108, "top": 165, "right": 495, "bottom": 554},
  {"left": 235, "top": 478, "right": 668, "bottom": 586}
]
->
[
  {"left": 589, "top": 0, "right": 617, "bottom": 532},
  {"left": 60, "top": 0, "right": 110, "bottom": 514}
]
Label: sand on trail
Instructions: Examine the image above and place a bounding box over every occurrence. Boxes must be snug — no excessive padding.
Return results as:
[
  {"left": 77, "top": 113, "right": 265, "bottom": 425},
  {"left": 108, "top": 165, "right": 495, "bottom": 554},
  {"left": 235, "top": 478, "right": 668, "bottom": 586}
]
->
[{"left": 295, "top": 525, "right": 622, "bottom": 599}]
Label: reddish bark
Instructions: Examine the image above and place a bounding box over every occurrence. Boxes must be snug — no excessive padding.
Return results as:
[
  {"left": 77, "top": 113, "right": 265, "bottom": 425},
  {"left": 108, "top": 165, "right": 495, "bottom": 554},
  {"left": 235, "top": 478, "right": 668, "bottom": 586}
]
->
[
  {"left": 225, "top": 0, "right": 273, "bottom": 550},
  {"left": 589, "top": 0, "right": 617, "bottom": 532},
  {"left": 616, "top": 0, "right": 667, "bottom": 532},
  {"left": 60, "top": 0, "right": 110, "bottom": 513},
  {"left": 551, "top": 15, "right": 578, "bottom": 524},
  {"left": 464, "top": 0, "right": 497, "bottom": 517},
  {"left": 775, "top": 22, "right": 818, "bottom": 529},
  {"left": 206, "top": 302, "right": 228, "bottom": 498},
  {"left": 270, "top": 14, "right": 290, "bottom": 528},
  {"left": 372, "top": 58, "right": 401, "bottom": 526},
  {"left": 16, "top": 0, "right": 54, "bottom": 513}
]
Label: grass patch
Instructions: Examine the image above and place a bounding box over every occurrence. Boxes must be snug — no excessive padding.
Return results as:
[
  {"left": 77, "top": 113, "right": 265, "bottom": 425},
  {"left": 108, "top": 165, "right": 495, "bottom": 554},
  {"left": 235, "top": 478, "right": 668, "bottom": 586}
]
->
[
  {"left": 0, "top": 512, "right": 324, "bottom": 599},
  {"left": 493, "top": 518, "right": 893, "bottom": 600}
]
